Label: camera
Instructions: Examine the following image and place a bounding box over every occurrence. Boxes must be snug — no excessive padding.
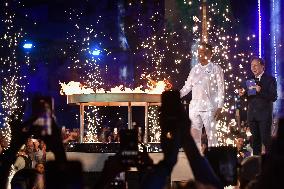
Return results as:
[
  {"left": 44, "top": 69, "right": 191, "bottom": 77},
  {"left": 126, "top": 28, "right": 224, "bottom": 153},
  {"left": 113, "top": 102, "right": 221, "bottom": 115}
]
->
[
  {"left": 31, "top": 96, "right": 54, "bottom": 137},
  {"left": 119, "top": 129, "right": 138, "bottom": 167}
]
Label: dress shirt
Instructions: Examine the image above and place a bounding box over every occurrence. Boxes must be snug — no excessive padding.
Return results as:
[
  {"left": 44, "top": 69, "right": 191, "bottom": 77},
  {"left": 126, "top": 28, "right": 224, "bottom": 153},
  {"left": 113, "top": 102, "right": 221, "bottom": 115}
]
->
[{"left": 255, "top": 71, "right": 264, "bottom": 82}]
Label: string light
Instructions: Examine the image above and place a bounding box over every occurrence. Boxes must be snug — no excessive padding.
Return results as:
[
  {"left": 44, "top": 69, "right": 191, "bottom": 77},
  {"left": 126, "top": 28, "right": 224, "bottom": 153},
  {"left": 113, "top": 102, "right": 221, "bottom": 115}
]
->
[{"left": 270, "top": 0, "right": 281, "bottom": 117}]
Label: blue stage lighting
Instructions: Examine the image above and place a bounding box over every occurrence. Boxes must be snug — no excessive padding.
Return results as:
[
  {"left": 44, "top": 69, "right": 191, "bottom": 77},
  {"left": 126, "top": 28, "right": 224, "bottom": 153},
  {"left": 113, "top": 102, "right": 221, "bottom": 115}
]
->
[
  {"left": 258, "top": 0, "right": 262, "bottom": 58},
  {"left": 23, "top": 43, "right": 33, "bottom": 49},
  {"left": 270, "top": 0, "right": 281, "bottom": 115},
  {"left": 90, "top": 49, "right": 101, "bottom": 56}
]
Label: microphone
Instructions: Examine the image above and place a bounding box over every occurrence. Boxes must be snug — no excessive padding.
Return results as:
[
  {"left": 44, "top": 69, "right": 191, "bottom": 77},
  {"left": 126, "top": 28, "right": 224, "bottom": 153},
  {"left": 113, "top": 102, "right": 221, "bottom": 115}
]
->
[{"left": 254, "top": 77, "right": 260, "bottom": 85}]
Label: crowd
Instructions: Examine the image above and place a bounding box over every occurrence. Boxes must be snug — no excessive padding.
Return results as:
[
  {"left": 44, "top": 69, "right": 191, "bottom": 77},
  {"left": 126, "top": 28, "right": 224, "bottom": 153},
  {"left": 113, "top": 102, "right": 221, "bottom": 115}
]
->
[{"left": 61, "top": 123, "right": 144, "bottom": 144}]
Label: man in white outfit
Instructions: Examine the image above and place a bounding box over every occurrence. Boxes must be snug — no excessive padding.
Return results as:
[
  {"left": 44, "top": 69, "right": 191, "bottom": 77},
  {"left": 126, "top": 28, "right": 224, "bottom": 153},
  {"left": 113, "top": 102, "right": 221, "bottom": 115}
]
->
[{"left": 180, "top": 42, "right": 224, "bottom": 149}]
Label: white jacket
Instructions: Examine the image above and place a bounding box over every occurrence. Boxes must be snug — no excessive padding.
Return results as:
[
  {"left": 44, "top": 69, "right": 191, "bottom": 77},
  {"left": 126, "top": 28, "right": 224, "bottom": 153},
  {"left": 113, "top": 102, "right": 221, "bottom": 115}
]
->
[{"left": 180, "top": 62, "right": 225, "bottom": 111}]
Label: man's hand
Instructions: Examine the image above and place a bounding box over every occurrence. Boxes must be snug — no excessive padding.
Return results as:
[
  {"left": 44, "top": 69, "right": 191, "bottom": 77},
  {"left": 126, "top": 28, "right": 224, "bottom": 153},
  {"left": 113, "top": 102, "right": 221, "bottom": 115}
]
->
[
  {"left": 214, "top": 108, "right": 222, "bottom": 121},
  {"left": 255, "top": 85, "right": 261, "bottom": 92},
  {"left": 238, "top": 88, "right": 245, "bottom": 96}
]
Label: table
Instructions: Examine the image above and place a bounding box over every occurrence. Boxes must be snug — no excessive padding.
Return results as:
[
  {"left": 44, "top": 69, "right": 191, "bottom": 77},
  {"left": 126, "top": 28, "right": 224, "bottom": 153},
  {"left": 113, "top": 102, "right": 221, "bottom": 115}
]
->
[{"left": 67, "top": 93, "right": 161, "bottom": 143}]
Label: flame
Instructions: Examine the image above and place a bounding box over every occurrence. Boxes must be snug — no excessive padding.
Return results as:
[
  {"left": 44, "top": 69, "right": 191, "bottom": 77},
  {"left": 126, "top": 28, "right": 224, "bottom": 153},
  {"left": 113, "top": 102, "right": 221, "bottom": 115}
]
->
[
  {"left": 60, "top": 81, "right": 94, "bottom": 95},
  {"left": 109, "top": 85, "right": 146, "bottom": 93},
  {"left": 60, "top": 79, "right": 172, "bottom": 95},
  {"left": 147, "top": 81, "right": 166, "bottom": 94}
]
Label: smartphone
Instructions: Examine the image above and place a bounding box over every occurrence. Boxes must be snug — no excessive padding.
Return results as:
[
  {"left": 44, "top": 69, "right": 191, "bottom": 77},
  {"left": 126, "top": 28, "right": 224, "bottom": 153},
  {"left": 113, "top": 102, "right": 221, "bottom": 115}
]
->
[
  {"left": 31, "top": 96, "right": 54, "bottom": 137},
  {"left": 119, "top": 129, "right": 138, "bottom": 167},
  {"left": 205, "top": 146, "right": 238, "bottom": 186},
  {"left": 160, "top": 90, "right": 182, "bottom": 134},
  {"left": 161, "top": 90, "right": 181, "bottom": 115}
]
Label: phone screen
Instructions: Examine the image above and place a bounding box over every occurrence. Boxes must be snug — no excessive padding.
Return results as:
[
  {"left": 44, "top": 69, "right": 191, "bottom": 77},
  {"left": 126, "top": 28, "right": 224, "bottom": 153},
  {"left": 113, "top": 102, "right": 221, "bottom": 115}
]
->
[{"left": 119, "top": 129, "right": 138, "bottom": 167}]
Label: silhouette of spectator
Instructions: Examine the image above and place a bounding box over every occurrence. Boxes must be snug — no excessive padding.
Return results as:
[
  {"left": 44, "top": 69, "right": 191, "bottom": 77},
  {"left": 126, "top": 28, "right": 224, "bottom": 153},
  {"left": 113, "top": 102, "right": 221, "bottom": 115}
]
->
[
  {"left": 11, "top": 168, "right": 44, "bottom": 189},
  {"left": 238, "top": 155, "right": 261, "bottom": 189},
  {"left": 245, "top": 118, "right": 284, "bottom": 189}
]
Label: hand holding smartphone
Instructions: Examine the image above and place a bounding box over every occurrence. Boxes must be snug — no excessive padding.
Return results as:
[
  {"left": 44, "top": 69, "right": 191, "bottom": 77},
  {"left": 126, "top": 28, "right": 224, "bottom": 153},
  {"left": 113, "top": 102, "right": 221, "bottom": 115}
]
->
[{"left": 119, "top": 129, "right": 138, "bottom": 167}]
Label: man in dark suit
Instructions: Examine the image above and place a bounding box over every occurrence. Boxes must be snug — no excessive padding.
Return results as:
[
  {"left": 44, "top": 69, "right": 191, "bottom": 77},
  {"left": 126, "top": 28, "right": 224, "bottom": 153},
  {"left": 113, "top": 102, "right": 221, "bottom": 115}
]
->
[{"left": 239, "top": 57, "right": 277, "bottom": 155}]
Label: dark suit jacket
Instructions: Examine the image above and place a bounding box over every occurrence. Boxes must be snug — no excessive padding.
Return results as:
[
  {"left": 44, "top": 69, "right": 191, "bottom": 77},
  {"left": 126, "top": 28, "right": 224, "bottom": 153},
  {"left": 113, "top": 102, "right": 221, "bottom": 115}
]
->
[{"left": 244, "top": 73, "right": 277, "bottom": 121}]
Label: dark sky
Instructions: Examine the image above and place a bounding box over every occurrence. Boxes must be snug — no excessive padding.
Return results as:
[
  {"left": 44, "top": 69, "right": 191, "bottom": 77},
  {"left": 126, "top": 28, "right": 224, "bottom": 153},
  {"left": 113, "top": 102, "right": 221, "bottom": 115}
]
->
[
  {"left": 7, "top": 0, "right": 260, "bottom": 42},
  {"left": 14, "top": 0, "right": 119, "bottom": 44}
]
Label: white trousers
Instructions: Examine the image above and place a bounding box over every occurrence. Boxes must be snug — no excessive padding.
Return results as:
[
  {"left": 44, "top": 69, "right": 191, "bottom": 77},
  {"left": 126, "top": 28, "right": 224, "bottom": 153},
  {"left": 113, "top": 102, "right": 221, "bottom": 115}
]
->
[{"left": 188, "top": 109, "right": 218, "bottom": 149}]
